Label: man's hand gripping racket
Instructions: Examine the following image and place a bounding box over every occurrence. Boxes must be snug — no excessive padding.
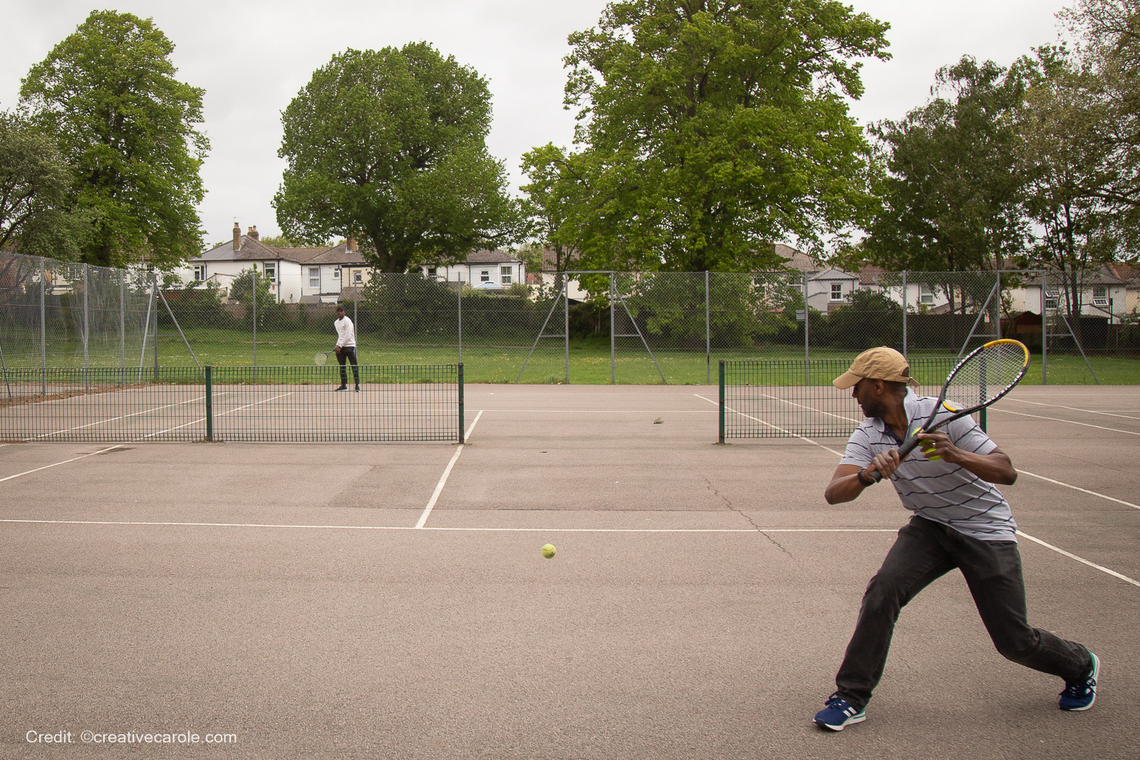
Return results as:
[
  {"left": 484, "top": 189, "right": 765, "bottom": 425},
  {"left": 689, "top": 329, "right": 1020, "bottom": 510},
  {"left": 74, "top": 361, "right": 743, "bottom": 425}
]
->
[{"left": 868, "top": 339, "right": 1030, "bottom": 483}]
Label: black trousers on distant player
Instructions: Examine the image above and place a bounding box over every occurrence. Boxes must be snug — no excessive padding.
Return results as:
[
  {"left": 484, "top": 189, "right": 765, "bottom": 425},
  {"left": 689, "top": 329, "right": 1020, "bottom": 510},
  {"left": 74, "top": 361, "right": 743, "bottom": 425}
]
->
[
  {"left": 833, "top": 514, "right": 1092, "bottom": 711},
  {"left": 336, "top": 347, "right": 359, "bottom": 388}
]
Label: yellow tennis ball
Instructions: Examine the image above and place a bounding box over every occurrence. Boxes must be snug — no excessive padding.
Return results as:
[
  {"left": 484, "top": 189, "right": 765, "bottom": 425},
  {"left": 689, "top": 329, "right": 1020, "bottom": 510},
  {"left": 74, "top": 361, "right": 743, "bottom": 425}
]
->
[
  {"left": 541, "top": 544, "right": 556, "bottom": 559},
  {"left": 921, "top": 443, "right": 942, "bottom": 461}
]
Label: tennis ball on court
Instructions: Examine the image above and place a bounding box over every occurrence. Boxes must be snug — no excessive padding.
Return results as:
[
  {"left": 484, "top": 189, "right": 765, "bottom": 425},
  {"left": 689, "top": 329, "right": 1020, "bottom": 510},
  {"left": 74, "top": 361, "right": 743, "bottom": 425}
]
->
[{"left": 542, "top": 544, "right": 556, "bottom": 559}]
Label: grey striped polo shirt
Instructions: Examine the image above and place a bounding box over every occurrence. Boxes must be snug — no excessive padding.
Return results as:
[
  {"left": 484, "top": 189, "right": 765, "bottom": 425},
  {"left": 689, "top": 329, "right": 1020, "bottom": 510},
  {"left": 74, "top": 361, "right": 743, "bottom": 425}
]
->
[{"left": 839, "top": 391, "right": 1018, "bottom": 541}]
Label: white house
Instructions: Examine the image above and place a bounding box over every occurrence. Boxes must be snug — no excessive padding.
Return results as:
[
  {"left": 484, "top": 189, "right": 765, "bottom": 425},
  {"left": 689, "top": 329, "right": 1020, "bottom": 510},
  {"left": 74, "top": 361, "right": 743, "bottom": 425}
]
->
[
  {"left": 1007, "top": 265, "right": 1130, "bottom": 322},
  {"left": 777, "top": 244, "right": 861, "bottom": 313},
  {"left": 420, "top": 249, "right": 526, "bottom": 290},
  {"left": 183, "top": 224, "right": 370, "bottom": 304}
]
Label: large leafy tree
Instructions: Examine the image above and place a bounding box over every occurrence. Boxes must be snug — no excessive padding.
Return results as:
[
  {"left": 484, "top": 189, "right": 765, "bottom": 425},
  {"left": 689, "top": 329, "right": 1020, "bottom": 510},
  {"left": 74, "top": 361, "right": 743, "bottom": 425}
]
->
[
  {"left": 0, "top": 110, "right": 86, "bottom": 259},
  {"left": 275, "top": 43, "right": 519, "bottom": 274},
  {"left": 862, "top": 57, "right": 1029, "bottom": 275},
  {"left": 18, "top": 10, "right": 209, "bottom": 268},
  {"left": 1060, "top": 0, "right": 1140, "bottom": 256},
  {"left": 546, "top": 0, "right": 889, "bottom": 272},
  {"left": 1014, "top": 47, "right": 1118, "bottom": 318},
  {"left": 519, "top": 143, "right": 585, "bottom": 281}
]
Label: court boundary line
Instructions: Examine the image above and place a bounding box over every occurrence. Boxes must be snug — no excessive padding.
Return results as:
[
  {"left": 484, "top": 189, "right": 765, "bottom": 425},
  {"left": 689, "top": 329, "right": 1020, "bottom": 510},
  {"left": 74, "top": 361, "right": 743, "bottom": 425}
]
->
[
  {"left": 2, "top": 517, "right": 1135, "bottom": 586},
  {"left": 1015, "top": 469, "right": 1139, "bottom": 510},
  {"left": 415, "top": 410, "right": 484, "bottom": 528},
  {"left": 1017, "top": 530, "right": 1140, "bottom": 588},
  {"left": 692, "top": 393, "right": 847, "bottom": 456},
  {"left": 991, "top": 407, "right": 1140, "bottom": 436},
  {"left": 0, "top": 445, "right": 124, "bottom": 483},
  {"left": 1005, "top": 397, "right": 1140, "bottom": 421},
  {"left": 1, "top": 516, "right": 1135, "bottom": 587},
  {"left": 0, "top": 518, "right": 895, "bottom": 534}
]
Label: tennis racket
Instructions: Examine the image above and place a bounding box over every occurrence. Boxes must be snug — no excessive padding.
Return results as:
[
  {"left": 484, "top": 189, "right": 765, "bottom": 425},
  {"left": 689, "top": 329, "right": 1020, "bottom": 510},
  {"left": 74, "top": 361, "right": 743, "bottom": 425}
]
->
[
  {"left": 314, "top": 351, "right": 331, "bottom": 366},
  {"left": 869, "top": 338, "right": 1030, "bottom": 482}
]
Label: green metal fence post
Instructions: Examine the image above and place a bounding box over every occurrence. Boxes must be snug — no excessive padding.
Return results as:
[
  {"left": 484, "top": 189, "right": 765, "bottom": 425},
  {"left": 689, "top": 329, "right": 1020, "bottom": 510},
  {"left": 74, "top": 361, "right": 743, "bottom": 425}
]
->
[
  {"left": 205, "top": 365, "right": 213, "bottom": 441},
  {"left": 458, "top": 362, "right": 465, "bottom": 444},
  {"left": 718, "top": 360, "right": 726, "bottom": 444},
  {"left": 39, "top": 257, "right": 46, "bottom": 396}
]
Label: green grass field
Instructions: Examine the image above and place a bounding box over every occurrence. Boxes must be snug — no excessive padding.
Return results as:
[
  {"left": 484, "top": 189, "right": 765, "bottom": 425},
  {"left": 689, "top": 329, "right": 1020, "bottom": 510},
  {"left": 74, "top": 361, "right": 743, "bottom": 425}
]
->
[{"left": 4, "top": 328, "right": 1135, "bottom": 386}]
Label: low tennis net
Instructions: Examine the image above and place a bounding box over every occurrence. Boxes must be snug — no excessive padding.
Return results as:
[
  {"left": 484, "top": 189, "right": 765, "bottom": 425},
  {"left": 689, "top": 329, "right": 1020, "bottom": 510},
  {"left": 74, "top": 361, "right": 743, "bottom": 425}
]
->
[
  {"left": 0, "top": 364, "right": 464, "bottom": 443},
  {"left": 718, "top": 357, "right": 956, "bottom": 441}
]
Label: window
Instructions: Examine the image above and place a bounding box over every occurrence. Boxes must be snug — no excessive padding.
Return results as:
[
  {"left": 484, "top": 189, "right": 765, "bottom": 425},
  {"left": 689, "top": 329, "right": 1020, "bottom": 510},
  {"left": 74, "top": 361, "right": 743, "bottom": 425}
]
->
[
  {"left": 333, "top": 266, "right": 341, "bottom": 280},
  {"left": 1045, "top": 290, "right": 1058, "bottom": 310},
  {"left": 263, "top": 263, "right": 275, "bottom": 284},
  {"left": 427, "top": 267, "right": 437, "bottom": 279},
  {"left": 309, "top": 267, "right": 320, "bottom": 289},
  {"left": 480, "top": 269, "right": 491, "bottom": 283},
  {"left": 1093, "top": 286, "right": 1108, "bottom": 307},
  {"left": 830, "top": 282, "right": 843, "bottom": 301},
  {"left": 919, "top": 284, "right": 935, "bottom": 305},
  {"left": 354, "top": 271, "right": 363, "bottom": 284},
  {"left": 192, "top": 264, "right": 205, "bottom": 282},
  {"left": 501, "top": 266, "right": 513, "bottom": 285}
]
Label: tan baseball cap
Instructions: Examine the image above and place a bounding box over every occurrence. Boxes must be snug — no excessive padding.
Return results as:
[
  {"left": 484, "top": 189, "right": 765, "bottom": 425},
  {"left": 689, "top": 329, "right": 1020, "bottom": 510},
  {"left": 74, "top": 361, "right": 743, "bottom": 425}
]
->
[{"left": 833, "top": 346, "right": 920, "bottom": 389}]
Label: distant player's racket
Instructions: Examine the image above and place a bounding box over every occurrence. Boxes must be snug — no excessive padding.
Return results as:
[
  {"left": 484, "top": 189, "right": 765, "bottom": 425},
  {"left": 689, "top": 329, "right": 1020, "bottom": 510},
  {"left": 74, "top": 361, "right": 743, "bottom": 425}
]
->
[
  {"left": 314, "top": 351, "right": 331, "bottom": 366},
  {"left": 869, "top": 338, "right": 1030, "bottom": 482}
]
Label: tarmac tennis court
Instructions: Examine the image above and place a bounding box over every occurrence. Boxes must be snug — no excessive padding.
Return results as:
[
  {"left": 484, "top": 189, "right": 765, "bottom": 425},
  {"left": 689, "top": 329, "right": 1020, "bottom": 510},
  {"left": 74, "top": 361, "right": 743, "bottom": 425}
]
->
[{"left": 1, "top": 383, "right": 1136, "bottom": 759}]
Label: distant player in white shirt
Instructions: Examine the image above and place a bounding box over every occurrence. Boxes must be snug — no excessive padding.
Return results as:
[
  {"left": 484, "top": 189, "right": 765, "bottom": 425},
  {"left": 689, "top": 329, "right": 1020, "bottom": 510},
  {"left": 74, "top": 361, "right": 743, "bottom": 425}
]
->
[{"left": 333, "top": 305, "right": 359, "bottom": 392}]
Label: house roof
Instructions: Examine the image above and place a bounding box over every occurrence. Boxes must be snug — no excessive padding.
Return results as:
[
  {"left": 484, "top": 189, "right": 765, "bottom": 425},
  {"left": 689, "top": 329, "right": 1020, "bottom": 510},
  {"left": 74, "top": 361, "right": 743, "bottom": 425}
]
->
[
  {"left": 857, "top": 265, "right": 886, "bottom": 285},
  {"left": 776, "top": 243, "right": 825, "bottom": 273},
  {"left": 304, "top": 241, "right": 367, "bottom": 266},
  {"left": 197, "top": 235, "right": 290, "bottom": 263},
  {"left": 808, "top": 267, "right": 858, "bottom": 282},
  {"left": 195, "top": 233, "right": 366, "bottom": 266},
  {"left": 1040, "top": 267, "right": 1124, "bottom": 287},
  {"left": 1105, "top": 262, "right": 1139, "bottom": 286},
  {"left": 463, "top": 249, "right": 523, "bottom": 265}
]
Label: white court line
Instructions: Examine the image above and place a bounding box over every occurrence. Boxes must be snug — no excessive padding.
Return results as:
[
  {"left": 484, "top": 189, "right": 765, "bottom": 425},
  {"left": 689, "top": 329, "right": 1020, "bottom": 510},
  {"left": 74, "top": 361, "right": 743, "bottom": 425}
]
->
[
  {"left": 1006, "top": 397, "right": 1140, "bottom": 421},
  {"left": 0, "top": 519, "right": 893, "bottom": 534},
  {"left": 991, "top": 407, "right": 1140, "bottom": 436},
  {"left": 0, "top": 516, "right": 1135, "bottom": 592},
  {"left": 1015, "top": 469, "right": 1140, "bottom": 510},
  {"left": 1017, "top": 530, "right": 1140, "bottom": 588},
  {"left": 138, "top": 392, "right": 297, "bottom": 440},
  {"left": 27, "top": 396, "right": 205, "bottom": 440},
  {"left": 0, "top": 445, "right": 124, "bottom": 483},
  {"left": 14, "top": 388, "right": 257, "bottom": 442},
  {"left": 692, "top": 394, "right": 846, "bottom": 456},
  {"left": 415, "top": 410, "right": 484, "bottom": 529}
]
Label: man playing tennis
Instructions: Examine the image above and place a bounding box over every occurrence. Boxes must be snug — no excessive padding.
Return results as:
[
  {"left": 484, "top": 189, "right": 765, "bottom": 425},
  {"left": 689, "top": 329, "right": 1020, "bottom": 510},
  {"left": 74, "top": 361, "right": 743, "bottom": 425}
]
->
[
  {"left": 333, "top": 305, "right": 360, "bottom": 392},
  {"left": 813, "top": 346, "right": 1099, "bottom": 731}
]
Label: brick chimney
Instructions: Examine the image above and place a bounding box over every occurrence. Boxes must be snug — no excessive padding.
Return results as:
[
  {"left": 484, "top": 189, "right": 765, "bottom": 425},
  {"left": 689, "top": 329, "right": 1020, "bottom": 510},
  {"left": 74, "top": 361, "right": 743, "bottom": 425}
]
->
[
  {"left": 248, "top": 225, "right": 259, "bottom": 241},
  {"left": 233, "top": 222, "right": 240, "bottom": 251},
  {"left": 347, "top": 235, "right": 356, "bottom": 252}
]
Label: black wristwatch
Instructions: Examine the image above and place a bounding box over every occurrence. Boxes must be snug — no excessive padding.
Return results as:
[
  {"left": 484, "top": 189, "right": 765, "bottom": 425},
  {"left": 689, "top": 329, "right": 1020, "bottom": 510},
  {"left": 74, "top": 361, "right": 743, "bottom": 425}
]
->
[{"left": 856, "top": 468, "right": 876, "bottom": 487}]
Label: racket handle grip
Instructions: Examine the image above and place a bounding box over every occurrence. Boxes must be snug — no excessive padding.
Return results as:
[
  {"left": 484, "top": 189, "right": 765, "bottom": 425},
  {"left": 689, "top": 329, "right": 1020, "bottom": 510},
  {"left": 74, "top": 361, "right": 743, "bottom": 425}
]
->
[{"left": 866, "top": 437, "right": 921, "bottom": 483}]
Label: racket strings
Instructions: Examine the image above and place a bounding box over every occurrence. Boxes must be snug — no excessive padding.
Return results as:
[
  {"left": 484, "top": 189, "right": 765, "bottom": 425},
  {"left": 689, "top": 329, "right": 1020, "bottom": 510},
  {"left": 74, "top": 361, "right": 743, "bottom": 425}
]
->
[{"left": 946, "top": 343, "right": 1027, "bottom": 407}]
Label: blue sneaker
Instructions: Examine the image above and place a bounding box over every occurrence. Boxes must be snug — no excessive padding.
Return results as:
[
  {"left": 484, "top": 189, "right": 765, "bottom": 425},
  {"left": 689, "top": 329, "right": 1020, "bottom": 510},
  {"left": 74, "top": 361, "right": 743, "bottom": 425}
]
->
[
  {"left": 814, "top": 693, "right": 866, "bottom": 731},
  {"left": 1059, "top": 653, "right": 1100, "bottom": 711}
]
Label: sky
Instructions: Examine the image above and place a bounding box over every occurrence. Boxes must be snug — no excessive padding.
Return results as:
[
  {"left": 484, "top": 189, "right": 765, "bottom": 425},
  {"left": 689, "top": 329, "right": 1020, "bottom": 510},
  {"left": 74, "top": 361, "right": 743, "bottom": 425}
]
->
[{"left": 0, "top": 0, "right": 1073, "bottom": 251}]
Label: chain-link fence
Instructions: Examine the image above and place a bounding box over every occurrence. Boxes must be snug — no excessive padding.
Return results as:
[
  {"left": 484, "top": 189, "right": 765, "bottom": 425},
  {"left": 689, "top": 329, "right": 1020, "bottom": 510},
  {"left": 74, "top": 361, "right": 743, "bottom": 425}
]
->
[{"left": 3, "top": 252, "right": 1136, "bottom": 386}]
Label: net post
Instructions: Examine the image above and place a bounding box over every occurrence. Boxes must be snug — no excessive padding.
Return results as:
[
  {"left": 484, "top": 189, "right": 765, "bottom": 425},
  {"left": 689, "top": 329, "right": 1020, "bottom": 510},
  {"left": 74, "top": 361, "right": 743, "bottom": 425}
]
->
[
  {"left": 718, "top": 360, "right": 726, "bottom": 444},
  {"left": 457, "top": 362, "right": 465, "bottom": 444},
  {"left": 205, "top": 365, "right": 213, "bottom": 442}
]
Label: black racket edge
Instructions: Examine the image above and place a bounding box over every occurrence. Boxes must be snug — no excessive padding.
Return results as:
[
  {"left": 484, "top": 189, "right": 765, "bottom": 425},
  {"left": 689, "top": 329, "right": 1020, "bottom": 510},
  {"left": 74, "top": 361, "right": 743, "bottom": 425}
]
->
[{"left": 866, "top": 339, "right": 1030, "bottom": 483}]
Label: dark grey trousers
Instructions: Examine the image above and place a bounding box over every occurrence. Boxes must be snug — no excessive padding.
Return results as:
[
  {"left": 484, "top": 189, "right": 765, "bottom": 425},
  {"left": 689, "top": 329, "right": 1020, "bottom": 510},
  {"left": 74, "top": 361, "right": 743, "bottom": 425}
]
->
[{"left": 835, "top": 515, "right": 1091, "bottom": 711}]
